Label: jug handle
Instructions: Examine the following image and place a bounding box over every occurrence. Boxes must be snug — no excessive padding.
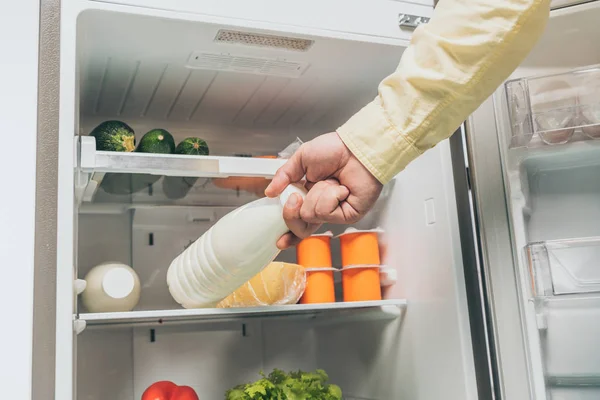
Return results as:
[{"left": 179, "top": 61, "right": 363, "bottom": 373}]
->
[{"left": 279, "top": 184, "right": 307, "bottom": 208}]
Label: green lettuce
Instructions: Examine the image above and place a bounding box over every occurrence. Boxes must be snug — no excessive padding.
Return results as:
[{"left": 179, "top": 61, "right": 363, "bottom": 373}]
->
[{"left": 225, "top": 369, "right": 343, "bottom": 400}]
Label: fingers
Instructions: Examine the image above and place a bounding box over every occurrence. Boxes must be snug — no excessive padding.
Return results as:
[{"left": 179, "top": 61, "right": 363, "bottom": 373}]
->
[
  {"left": 277, "top": 193, "right": 320, "bottom": 249},
  {"left": 276, "top": 232, "right": 302, "bottom": 250},
  {"left": 277, "top": 180, "right": 356, "bottom": 249},
  {"left": 265, "top": 146, "right": 306, "bottom": 198},
  {"left": 300, "top": 180, "right": 353, "bottom": 224}
]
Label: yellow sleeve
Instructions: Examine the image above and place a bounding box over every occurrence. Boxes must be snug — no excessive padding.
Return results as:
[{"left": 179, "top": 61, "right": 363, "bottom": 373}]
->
[{"left": 337, "top": 0, "right": 550, "bottom": 184}]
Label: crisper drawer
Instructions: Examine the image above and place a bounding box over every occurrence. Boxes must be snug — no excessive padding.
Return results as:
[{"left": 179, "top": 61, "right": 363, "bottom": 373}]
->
[{"left": 87, "top": 0, "right": 432, "bottom": 42}]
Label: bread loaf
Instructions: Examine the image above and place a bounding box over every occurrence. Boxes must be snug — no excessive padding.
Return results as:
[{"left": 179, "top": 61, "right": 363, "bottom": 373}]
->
[{"left": 217, "top": 262, "right": 306, "bottom": 308}]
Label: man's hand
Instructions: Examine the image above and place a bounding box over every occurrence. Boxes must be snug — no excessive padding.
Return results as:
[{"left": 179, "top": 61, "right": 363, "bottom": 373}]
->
[{"left": 265, "top": 132, "right": 383, "bottom": 249}]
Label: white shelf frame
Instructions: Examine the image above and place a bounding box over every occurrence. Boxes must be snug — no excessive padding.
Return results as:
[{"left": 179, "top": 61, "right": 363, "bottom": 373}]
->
[
  {"left": 79, "top": 136, "right": 286, "bottom": 178},
  {"left": 76, "top": 136, "right": 287, "bottom": 203},
  {"left": 78, "top": 299, "right": 407, "bottom": 329}
]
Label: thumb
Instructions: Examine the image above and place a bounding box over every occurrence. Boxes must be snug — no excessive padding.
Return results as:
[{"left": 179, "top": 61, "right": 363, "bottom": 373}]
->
[{"left": 265, "top": 146, "right": 306, "bottom": 198}]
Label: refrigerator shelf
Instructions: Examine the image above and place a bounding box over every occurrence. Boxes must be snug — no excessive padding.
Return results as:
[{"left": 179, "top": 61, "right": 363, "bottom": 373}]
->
[
  {"left": 526, "top": 237, "right": 600, "bottom": 297},
  {"left": 506, "top": 65, "right": 600, "bottom": 148},
  {"left": 77, "top": 299, "right": 406, "bottom": 329},
  {"left": 79, "top": 136, "right": 286, "bottom": 178},
  {"left": 77, "top": 135, "right": 286, "bottom": 203}
]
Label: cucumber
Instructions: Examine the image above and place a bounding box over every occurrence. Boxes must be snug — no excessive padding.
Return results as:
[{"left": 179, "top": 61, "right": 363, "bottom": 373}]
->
[
  {"left": 129, "top": 129, "right": 176, "bottom": 193},
  {"left": 100, "top": 173, "right": 161, "bottom": 196},
  {"left": 175, "top": 137, "right": 209, "bottom": 155},
  {"left": 162, "top": 176, "right": 200, "bottom": 200},
  {"left": 90, "top": 121, "right": 135, "bottom": 152},
  {"left": 162, "top": 137, "right": 209, "bottom": 199},
  {"left": 136, "top": 129, "right": 176, "bottom": 154},
  {"left": 101, "top": 129, "right": 175, "bottom": 196}
]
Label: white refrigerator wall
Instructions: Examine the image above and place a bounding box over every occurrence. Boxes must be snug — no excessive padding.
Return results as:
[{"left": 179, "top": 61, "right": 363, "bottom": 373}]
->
[
  {"left": 316, "top": 141, "right": 478, "bottom": 400},
  {"left": 85, "top": 0, "right": 432, "bottom": 42}
]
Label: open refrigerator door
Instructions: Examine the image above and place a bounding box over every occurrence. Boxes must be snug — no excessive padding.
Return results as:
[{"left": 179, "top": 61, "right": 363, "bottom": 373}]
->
[{"left": 467, "top": 1, "right": 600, "bottom": 399}]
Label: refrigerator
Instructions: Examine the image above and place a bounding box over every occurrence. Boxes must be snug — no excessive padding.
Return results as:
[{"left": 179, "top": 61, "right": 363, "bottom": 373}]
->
[{"left": 8, "top": 0, "right": 600, "bottom": 399}]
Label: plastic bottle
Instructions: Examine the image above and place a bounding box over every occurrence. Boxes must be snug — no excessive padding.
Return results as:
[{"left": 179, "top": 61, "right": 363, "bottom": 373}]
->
[
  {"left": 167, "top": 184, "right": 306, "bottom": 308},
  {"left": 81, "top": 262, "right": 141, "bottom": 312}
]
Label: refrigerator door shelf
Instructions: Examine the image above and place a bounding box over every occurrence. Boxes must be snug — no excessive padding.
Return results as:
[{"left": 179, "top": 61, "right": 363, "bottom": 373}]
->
[
  {"left": 538, "top": 295, "right": 600, "bottom": 386},
  {"left": 505, "top": 65, "right": 600, "bottom": 149},
  {"left": 527, "top": 237, "right": 600, "bottom": 297}
]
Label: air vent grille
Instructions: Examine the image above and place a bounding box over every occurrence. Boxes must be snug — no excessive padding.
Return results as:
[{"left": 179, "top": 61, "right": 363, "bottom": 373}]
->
[
  {"left": 214, "top": 30, "right": 314, "bottom": 52},
  {"left": 187, "top": 52, "right": 309, "bottom": 78}
]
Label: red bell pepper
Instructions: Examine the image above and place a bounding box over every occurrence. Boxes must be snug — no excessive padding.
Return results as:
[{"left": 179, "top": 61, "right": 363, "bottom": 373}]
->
[{"left": 142, "top": 381, "right": 199, "bottom": 400}]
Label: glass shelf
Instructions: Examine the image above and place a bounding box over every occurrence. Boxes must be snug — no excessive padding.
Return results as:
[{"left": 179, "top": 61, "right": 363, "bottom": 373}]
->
[
  {"left": 77, "top": 136, "right": 286, "bottom": 205},
  {"left": 80, "top": 175, "right": 266, "bottom": 210},
  {"left": 526, "top": 237, "right": 600, "bottom": 297},
  {"left": 80, "top": 136, "right": 286, "bottom": 178},
  {"left": 506, "top": 65, "right": 600, "bottom": 148},
  {"left": 77, "top": 299, "right": 407, "bottom": 329}
]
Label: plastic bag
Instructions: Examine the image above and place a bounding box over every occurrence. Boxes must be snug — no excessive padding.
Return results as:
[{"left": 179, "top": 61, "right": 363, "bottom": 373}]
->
[
  {"left": 217, "top": 262, "right": 306, "bottom": 308},
  {"left": 278, "top": 137, "right": 304, "bottom": 159}
]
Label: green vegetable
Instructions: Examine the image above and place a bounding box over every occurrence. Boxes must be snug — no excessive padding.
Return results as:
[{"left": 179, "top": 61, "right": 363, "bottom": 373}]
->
[
  {"left": 136, "top": 129, "right": 176, "bottom": 154},
  {"left": 162, "top": 176, "right": 198, "bottom": 200},
  {"left": 161, "top": 137, "right": 209, "bottom": 199},
  {"left": 124, "top": 128, "right": 174, "bottom": 193},
  {"left": 101, "top": 128, "right": 175, "bottom": 195},
  {"left": 175, "top": 137, "right": 209, "bottom": 155},
  {"left": 225, "top": 369, "right": 342, "bottom": 400},
  {"left": 90, "top": 120, "right": 135, "bottom": 152}
]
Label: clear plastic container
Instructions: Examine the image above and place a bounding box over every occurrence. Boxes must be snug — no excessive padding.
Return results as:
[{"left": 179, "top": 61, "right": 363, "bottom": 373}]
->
[
  {"left": 505, "top": 65, "right": 600, "bottom": 148},
  {"left": 526, "top": 237, "right": 600, "bottom": 297}
]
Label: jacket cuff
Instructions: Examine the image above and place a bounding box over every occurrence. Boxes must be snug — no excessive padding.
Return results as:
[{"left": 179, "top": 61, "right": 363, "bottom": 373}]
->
[{"left": 337, "top": 99, "right": 422, "bottom": 184}]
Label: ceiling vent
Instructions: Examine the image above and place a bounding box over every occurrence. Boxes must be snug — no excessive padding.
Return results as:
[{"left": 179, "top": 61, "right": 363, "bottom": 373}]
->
[
  {"left": 187, "top": 52, "right": 309, "bottom": 78},
  {"left": 214, "top": 30, "right": 314, "bottom": 52}
]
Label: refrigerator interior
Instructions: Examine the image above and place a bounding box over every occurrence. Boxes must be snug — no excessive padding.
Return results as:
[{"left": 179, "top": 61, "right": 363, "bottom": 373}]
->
[
  {"left": 71, "top": 7, "right": 476, "bottom": 400},
  {"left": 493, "top": 2, "right": 600, "bottom": 398}
]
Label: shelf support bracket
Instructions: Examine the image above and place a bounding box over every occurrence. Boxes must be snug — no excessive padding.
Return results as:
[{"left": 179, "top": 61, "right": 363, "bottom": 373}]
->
[{"left": 73, "top": 319, "right": 87, "bottom": 335}]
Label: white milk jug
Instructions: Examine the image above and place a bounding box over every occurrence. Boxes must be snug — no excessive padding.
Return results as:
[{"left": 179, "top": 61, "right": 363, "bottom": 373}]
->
[
  {"left": 81, "top": 262, "right": 141, "bottom": 313},
  {"left": 167, "top": 184, "right": 306, "bottom": 308}
]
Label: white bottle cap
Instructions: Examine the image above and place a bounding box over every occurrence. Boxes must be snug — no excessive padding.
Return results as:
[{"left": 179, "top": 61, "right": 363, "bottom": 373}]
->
[
  {"left": 102, "top": 267, "right": 135, "bottom": 299},
  {"left": 279, "top": 184, "right": 307, "bottom": 208}
]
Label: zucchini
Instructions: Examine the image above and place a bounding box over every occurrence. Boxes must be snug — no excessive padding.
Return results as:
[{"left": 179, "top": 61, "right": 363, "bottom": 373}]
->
[
  {"left": 101, "top": 128, "right": 175, "bottom": 195},
  {"left": 162, "top": 176, "right": 199, "bottom": 200},
  {"left": 90, "top": 121, "right": 135, "bottom": 152},
  {"left": 175, "top": 137, "right": 209, "bottom": 155},
  {"left": 162, "top": 137, "right": 209, "bottom": 199},
  {"left": 136, "top": 129, "right": 176, "bottom": 154}
]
